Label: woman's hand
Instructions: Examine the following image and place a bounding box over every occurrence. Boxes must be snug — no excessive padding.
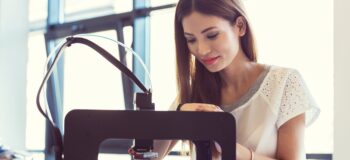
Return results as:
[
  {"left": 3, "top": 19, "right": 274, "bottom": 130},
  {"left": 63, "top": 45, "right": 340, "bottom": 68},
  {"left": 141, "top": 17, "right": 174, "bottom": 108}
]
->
[
  {"left": 179, "top": 103, "right": 234, "bottom": 159},
  {"left": 212, "top": 142, "right": 253, "bottom": 160},
  {"left": 236, "top": 143, "right": 253, "bottom": 160},
  {"left": 178, "top": 103, "right": 223, "bottom": 112}
]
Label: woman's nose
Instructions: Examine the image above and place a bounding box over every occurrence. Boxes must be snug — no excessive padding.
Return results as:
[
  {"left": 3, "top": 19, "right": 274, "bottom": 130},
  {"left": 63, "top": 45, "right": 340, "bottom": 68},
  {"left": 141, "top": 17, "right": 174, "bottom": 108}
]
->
[{"left": 196, "top": 40, "right": 211, "bottom": 56}]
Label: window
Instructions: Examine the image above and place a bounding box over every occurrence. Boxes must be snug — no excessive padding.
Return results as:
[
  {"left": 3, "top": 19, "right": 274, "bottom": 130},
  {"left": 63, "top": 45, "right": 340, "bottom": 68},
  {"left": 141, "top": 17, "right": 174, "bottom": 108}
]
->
[
  {"left": 29, "top": 0, "right": 47, "bottom": 22},
  {"left": 150, "top": 0, "right": 177, "bottom": 7},
  {"left": 63, "top": 30, "right": 126, "bottom": 115},
  {"left": 64, "top": 0, "right": 133, "bottom": 22},
  {"left": 26, "top": 32, "right": 47, "bottom": 150},
  {"left": 26, "top": 0, "right": 48, "bottom": 151},
  {"left": 26, "top": 0, "right": 134, "bottom": 153},
  {"left": 150, "top": 8, "right": 177, "bottom": 111}
]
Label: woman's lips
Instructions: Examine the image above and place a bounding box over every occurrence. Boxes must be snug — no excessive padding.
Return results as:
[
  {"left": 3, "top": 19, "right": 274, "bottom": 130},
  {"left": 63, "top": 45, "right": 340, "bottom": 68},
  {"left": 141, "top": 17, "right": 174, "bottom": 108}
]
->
[{"left": 202, "top": 56, "right": 219, "bottom": 65}]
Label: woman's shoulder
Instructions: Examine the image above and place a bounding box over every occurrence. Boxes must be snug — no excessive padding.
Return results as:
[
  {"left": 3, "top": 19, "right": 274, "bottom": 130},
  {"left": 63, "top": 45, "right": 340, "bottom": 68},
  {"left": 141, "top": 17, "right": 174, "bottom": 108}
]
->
[
  {"left": 267, "top": 65, "right": 300, "bottom": 77},
  {"left": 257, "top": 65, "right": 303, "bottom": 110},
  {"left": 262, "top": 65, "right": 305, "bottom": 87}
]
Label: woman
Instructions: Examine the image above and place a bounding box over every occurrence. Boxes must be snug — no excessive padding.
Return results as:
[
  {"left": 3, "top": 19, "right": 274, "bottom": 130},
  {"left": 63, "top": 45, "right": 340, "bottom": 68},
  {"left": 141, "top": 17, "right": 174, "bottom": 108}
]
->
[{"left": 153, "top": 0, "right": 320, "bottom": 159}]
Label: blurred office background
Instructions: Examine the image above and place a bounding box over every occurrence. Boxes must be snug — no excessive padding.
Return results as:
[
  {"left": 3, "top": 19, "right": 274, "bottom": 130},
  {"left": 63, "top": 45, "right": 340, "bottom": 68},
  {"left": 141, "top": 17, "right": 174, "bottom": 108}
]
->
[{"left": 0, "top": 0, "right": 347, "bottom": 159}]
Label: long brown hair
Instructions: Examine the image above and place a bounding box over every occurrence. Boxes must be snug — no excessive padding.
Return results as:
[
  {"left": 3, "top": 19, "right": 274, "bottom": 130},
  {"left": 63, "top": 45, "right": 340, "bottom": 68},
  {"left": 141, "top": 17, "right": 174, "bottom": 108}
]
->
[{"left": 175, "top": 0, "right": 257, "bottom": 105}]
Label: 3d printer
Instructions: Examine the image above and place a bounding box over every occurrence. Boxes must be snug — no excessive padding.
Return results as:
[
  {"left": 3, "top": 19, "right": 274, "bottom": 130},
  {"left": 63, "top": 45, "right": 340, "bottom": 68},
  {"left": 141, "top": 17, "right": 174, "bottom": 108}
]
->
[{"left": 36, "top": 36, "right": 236, "bottom": 160}]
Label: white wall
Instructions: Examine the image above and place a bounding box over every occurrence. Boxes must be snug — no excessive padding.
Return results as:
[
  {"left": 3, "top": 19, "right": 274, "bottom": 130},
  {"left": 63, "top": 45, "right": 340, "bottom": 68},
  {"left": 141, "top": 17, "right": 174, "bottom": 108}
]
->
[
  {"left": 0, "top": 0, "right": 28, "bottom": 150},
  {"left": 244, "top": 0, "right": 333, "bottom": 153},
  {"left": 334, "top": 0, "right": 350, "bottom": 159}
]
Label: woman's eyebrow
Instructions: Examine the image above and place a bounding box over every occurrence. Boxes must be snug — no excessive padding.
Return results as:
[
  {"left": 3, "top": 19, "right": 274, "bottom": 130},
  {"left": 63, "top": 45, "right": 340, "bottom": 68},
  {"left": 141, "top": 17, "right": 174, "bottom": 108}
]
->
[
  {"left": 184, "top": 26, "right": 217, "bottom": 36},
  {"left": 184, "top": 32, "right": 194, "bottom": 36},
  {"left": 201, "top": 26, "right": 217, "bottom": 33}
]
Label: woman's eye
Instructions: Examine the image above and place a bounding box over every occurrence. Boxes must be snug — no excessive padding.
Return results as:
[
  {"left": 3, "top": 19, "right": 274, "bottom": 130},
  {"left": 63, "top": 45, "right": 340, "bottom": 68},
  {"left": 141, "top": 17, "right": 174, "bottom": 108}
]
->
[
  {"left": 186, "top": 39, "right": 196, "bottom": 43},
  {"left": 207, "top": 33, "right": 219, "bottom": 39}
]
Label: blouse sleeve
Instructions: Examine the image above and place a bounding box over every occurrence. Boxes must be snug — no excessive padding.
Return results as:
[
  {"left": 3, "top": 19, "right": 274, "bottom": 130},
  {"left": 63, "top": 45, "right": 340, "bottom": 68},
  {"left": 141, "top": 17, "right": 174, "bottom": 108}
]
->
[{"left": 276, "top": 69, "right": 320, "bottom": 128}]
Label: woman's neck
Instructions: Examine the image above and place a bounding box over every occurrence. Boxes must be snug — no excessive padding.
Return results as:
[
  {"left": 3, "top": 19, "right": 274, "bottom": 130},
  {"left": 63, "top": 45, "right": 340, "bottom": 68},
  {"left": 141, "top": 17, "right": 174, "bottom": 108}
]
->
[
  {"left": 219, "top": 52, "right": 265, "bottom": 106},
  {"left": 219, "top": 52, "right": 257, "bottom": 91}
]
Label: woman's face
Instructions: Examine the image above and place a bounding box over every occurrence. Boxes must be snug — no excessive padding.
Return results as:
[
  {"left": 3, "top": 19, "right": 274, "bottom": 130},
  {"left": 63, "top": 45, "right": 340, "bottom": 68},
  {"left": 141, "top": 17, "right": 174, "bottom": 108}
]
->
[{"left": 182, "top": 11, "right": 243, "bottom": 72}]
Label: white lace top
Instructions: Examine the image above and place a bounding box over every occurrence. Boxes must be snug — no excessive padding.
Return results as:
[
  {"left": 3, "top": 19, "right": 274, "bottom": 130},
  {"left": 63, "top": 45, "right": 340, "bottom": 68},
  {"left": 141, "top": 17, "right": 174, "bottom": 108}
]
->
[
  {"left": 169, "top": 65, "right": 320, "bottom": 159},
  {"left": 220, "top": 65, "right": 320, "bottom": 157}
]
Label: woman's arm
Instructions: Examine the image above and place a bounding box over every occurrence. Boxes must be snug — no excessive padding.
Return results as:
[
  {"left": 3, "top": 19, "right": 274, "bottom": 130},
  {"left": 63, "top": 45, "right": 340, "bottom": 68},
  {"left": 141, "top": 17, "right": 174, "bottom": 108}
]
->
[
  {"left": 276, "top": 113, "right": 306, "bottom": 160},
  {"left": 236, "top": 114, "right": 305, "bottom": 160},
  {"left": 152, "top": 140, "right": 178, "bottom": 160},
  {"left": 151, "top": 99, "right": 180, "bottom": 160},
  {"left": 181, "top": 103, "right": 306, "bottom": 160}
]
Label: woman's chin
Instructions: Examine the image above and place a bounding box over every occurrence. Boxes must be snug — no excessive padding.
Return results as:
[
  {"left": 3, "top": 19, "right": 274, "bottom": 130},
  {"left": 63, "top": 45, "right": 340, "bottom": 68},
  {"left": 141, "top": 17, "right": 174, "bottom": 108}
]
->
[{"left": 205, "top": 66, "right": 223, "bottom": 73}]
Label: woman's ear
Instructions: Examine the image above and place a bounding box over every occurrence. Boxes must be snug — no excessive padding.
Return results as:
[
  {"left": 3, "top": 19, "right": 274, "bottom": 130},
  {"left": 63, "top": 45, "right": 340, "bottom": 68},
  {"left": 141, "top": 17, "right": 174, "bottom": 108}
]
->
[{"left": 235, "top": 16, "right": 247, "bottom": 37}]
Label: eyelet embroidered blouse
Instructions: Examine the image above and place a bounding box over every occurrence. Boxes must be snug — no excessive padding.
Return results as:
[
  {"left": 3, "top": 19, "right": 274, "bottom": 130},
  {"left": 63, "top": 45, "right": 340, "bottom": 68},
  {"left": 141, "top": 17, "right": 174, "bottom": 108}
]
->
[
  {"left": 221, "top": 65, "right": 320, "bottom": 157},
  {"left": 170, "top": 65, "right": 320, "bottom": 159}
]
